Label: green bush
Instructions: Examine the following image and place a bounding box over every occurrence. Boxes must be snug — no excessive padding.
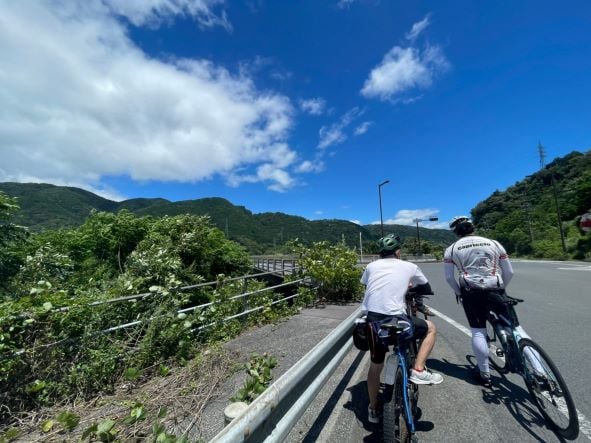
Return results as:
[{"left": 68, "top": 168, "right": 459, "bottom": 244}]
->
[{"left": 290, "top": 240, "right": 362, "bottom": 303}]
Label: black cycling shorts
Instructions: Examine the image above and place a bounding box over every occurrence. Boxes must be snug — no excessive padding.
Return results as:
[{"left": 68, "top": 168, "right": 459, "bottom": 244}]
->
[
  {"left": 365, "top": 311, "right": 428, "bottom": 364},
  {"left": 460, "top": 288, "right": 520, "bottom": 329}
]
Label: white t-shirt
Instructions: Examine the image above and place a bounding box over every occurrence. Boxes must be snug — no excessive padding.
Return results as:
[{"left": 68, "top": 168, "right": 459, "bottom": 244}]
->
[
  {"left": 443, "top": 235, "right": 512, "bottom": 291},
  {"left": 360, "top": 257, "right": 429, "bottom": 316}
]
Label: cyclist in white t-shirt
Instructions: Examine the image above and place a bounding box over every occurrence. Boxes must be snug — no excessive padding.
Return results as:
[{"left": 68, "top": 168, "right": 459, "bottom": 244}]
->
[
  {"left": 444, "top": 216, "right": 534, "bottom": 388},
  {"left": 361, "top": 234, "right": 443, "bottom": 424}
]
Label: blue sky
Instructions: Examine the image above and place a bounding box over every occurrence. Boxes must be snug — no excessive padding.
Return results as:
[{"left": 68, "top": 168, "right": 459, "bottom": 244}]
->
[{"left": 1, "top": 1, "right": 590, "bottom": 229}]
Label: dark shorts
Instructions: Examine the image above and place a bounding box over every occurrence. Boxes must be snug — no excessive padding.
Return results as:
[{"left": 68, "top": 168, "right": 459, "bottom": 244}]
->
[
  {"left": 460, "top": 288, "right": 520, "bottom": 329},
  {"left": 366, "top": 311, "right": 428, "bottom": 364}
]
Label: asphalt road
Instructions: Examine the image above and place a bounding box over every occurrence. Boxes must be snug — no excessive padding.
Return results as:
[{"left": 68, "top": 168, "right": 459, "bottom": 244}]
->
[{"left": 294, "top": 260, "right": 591, "bottom": 443}]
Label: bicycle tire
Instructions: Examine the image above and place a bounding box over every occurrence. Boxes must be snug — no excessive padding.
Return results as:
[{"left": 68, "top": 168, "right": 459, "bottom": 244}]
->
[
  {"left": 383, "top": 366, "right": 411, "bottom": 442},
  {"left": 519, "top": 338, "right": 579, "bottom": 440},
  {"left": 485, "top": 318, "right": 509, "bottom": 373}
]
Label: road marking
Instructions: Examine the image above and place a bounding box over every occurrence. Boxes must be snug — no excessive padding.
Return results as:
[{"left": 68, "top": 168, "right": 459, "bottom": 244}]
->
[
  {"left": 427, "top": 307, "right": 472, "bottom": 337},
  {"left": 557, "top": 266, "right": 591, "bottom": 271},
  {"left": 428, "top": 305, "right": 591, "bottom": 440},
  {"left": 512, "top": 259, "right": 584, "bottom": 265}
]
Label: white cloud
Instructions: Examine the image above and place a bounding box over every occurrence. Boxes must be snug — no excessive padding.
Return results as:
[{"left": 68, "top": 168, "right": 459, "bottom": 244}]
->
[
  {"left": 361, "top": 15, "right": 448, "bottom": 103},
  {"left": 299, "top": 98, "right": 327, "bottom": 115},
  {"left": 318, "top": 127, "right": 346, "bottom": 149},
  {"left": 337, "top": 0, "right": 356, "bottom": 9},
  {"left": 354, "top": 121, "right": 372, "bottom": 136},
  {"left": 295, "top": 159, "right": 325, "bottom": 173},
  {"left": 317, "top": 107, "right": 363, "bottom": 149},
  {"left": 349, "top": 219, "right": 361, "bottom": 225},
  {"left": 405, "top": 14, "right": 431, "bottom": 41},
  {"left": 361, "top": 45, "right": 449, "bottom": 101},
  {"left": 226, "top": 160, "right": 296, "bottom": 193},
  {"left": 0, "top": 2, "right": 297, "bottom": 193},
  {"left": 382, "top": 209, "right": 443, "bottom": 228},
  {"left": 104, "top": 0, "right": 231, "bottom": 30}
]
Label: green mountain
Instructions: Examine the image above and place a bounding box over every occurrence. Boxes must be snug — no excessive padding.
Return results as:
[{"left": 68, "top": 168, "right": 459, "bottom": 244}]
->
[
  {"left": 470, "top": 149, "right": 591, "bottom": 259},
  {"left": 0, "top": 182, "right": 455, "bottom": 254}
]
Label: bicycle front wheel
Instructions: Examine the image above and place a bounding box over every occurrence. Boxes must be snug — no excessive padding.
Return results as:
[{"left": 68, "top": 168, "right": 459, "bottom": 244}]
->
[
  {"left": 383, "top": 366, "right": 411, "bottom": 442},
  {"left": 519, "top": 338, "right": 579, "bottom": 440},
  {"left": 485, "top": 318, "right": 509, "bottom": 373}
]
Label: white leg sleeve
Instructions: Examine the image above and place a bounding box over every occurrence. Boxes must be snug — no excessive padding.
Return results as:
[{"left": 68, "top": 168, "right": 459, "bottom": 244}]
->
[{"left": 471, "top": 328, "right": 490, "bottom": 373}]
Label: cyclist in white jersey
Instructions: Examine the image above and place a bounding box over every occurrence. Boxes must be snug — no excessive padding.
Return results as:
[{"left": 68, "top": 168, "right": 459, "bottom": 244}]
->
[
  {"left": 361, "top": 234, "right": 443, "bottom": 424},
  {"left": 444, "top": 216, "right": 535, "bottom": 387}
]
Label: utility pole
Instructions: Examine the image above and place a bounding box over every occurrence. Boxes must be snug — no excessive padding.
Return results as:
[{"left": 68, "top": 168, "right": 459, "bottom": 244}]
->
[
  {"left": 521, "top": 199, "right": 534, "bottom": 242},
  {"left": 538, "top": 143, "right": 566, "bottom": 254},
  {"left": 359, "top": 232, "right": 363, "bottom": 262},
  {"left": 378, "top": 180, "right": 390, "bottom": 237},
  {"left": 550, "top": 174, "right": 567, "bottom": 253}
]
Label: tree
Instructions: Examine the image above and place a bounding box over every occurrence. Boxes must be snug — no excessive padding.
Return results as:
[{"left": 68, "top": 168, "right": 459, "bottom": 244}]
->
[{"left": 0, "top": 192, "right": 28, "bottom": 294}]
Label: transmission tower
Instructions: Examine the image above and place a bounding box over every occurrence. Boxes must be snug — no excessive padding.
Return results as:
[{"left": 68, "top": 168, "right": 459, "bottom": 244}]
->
[{"left": 538, "top": 142, "right": 546, "bottom": 168}]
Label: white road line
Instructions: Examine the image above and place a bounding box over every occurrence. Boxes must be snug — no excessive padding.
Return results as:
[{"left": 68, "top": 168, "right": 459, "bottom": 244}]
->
[
  {"left": 557, "top": 267, "right": 591, "bottom": 271},
  {"left": 427, "top": 305, "right": 591, "bottom": 440},
  {"left": 427, "top": 307, "right": 472, "bottom": 337},
  {"left": 511, "top": 259, "right": 585, "bottom": 265}
]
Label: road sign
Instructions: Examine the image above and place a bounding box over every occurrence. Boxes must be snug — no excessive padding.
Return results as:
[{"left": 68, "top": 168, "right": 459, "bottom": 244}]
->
[{"left": 580, "top": 211, "right": 591, "bottom": 233}]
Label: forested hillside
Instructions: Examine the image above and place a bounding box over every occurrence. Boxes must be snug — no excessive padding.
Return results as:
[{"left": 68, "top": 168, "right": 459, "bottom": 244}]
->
[
  {"left": 0, "top": 183, "right": 454, "bottom": 254},
  {"left": 3, "top": 147, "right": 589, "bottom": 259},
  {"left": 471, "top": 150, "right": 591, "bottom": 259}
]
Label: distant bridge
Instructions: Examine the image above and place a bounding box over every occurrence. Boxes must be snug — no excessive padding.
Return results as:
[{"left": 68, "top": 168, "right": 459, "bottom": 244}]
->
[{"left": 252, "top": 254, "right": 439, "bottom": 276}]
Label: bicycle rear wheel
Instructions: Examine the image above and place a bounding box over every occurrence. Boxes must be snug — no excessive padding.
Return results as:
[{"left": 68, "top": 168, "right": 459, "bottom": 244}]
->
[
  {"left": 519, "top": 338, "right": 579, "bottom": 440},
  {"left": 485, "top": 318, "right": 509, "bottom": 373},
  {"left": 383, "top": 367, "right": 411, "bottom": 442}
]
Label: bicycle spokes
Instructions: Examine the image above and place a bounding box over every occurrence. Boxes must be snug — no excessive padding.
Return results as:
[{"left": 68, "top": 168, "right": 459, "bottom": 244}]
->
[{"left": 519, "top": 338, "right": 579, "bottom": 439}]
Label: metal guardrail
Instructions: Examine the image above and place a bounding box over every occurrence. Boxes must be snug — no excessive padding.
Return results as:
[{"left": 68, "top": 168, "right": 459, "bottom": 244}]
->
[
  {"left": 210, "top": 306, "right": 363, "bottom": 442},
  {"left": 3, "top": 278, "right": 306, "bottom": 361}
]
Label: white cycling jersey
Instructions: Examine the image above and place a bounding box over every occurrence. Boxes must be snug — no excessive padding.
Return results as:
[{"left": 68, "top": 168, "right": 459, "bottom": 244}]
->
[
  {"left": 360, "top": 257, "right": 429, "bottom": 316},
  {"left": 443, "top": 235, "right": 513, "bottom": 293}
]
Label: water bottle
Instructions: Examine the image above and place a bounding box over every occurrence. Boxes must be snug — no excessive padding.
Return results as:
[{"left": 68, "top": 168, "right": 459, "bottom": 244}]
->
[
  {"left": 498, "top": 327, "right": 508, "bottom": 345},
  {"left": 385, "top": 354, "right": 397, "bottom": 385}
]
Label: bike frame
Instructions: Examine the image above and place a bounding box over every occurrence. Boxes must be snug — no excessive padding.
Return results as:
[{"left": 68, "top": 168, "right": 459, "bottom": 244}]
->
[
  {"left": 382, "top": 291, "right": 429, "bottom": 441},
  {"left": 384, "top": 294, "right": 423, "bottom": 436},
  {"left": 489, "top": 311, "right": 529, "bottom": 376},
  {"left": 398, "top": 345, "right": 416, "bottom": 434}
]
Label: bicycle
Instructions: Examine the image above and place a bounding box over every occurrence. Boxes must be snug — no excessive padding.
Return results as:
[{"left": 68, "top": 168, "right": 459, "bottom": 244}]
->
[
  {"left": 485, "top": 295, "right": 579, "bottom": 440},
  {"left": 381, "top": 291, "right": 431, "bottom": 443}
]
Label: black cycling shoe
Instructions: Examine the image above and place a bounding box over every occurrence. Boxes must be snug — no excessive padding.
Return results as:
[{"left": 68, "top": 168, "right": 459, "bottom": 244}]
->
[{"left": 472, "top": 369, "right": 492, "bottom": 388}]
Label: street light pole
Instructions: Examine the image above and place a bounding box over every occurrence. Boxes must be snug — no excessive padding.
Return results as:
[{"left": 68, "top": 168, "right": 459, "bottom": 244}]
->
[
  {"left": 413, "top": 216, "right": 439, "bottom": 255},
  {"left": 414, "top": 218, "right": 421, "bottom": 253},
  {"left": 378, "top": 180, "right": 390, "bottom": 237}
]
